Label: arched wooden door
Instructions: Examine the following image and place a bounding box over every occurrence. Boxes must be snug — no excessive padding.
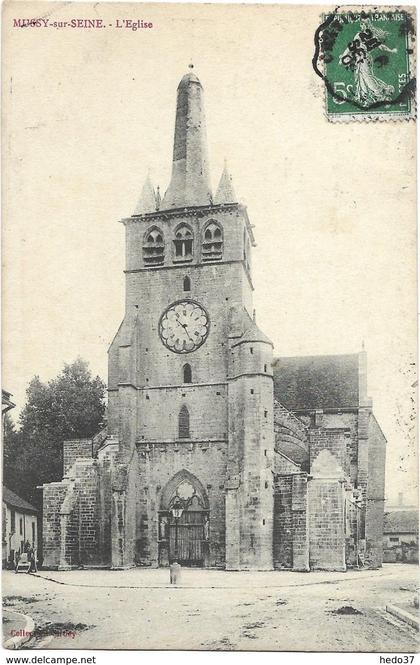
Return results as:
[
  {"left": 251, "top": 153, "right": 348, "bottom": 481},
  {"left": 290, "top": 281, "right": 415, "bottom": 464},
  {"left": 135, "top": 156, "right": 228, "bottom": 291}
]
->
[
  {"left": 168, "top": 495, "right": 208, "bottom": 566},
  {"left": 159, "top": 472, "right": 209, "bottom": 567}
]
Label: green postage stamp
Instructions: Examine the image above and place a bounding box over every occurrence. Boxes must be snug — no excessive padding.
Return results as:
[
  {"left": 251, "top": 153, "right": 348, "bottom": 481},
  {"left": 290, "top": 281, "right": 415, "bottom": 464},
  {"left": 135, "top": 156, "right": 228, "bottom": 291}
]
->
[{"left": 313, "top": 8, "right": 416, "bottom": 121}]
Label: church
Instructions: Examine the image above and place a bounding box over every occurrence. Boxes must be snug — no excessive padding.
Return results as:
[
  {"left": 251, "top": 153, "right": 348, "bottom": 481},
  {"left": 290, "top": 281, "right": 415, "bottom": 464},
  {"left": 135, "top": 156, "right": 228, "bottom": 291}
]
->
[{"left": 42, "top": 67, "right": 386, "bottom": 572}]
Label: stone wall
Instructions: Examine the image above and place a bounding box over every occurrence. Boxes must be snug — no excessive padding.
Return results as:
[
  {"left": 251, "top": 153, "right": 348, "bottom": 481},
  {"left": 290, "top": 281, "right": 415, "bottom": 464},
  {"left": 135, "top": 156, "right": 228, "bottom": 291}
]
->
[
  {"left": 307, "top": 428, "right": 347, "bottom": 571},
  {"left": 42, "top": 482, "right": 68, "bottom": 568},
  {"left": 308, "top": 479, "right": 346, "bottom": 571},
  {"left": 273, "top": 473, "right": 309, "bottom": 570},
  {"left": 357, "top": 407, "right": 371, "bottom": 531},
  {"left": 43, "top": 441, "right": 117, "bottom": 569},
  {"left": 63, "top": 439, "right": 93, "bottom": 476},
  {"left": 137, "top": 384, "right": 228, "bottom": 443},
  {"left": 365, "top": 414, "right": 387, "bottom": 568},
  {"left": 291, "top": 474, "right": 310, "bottom": 570},
  {"left": 96, "top": 441, "right": 118, "bottom": 566},
  {"left": 60, "top": 481, "right": 79, "bottom": 569},
  {"left": 275, "top": 451, "right": 302, "bottom": 475},
  {"left": 309, "top": 427, "right": 350, "bottom": 479},
  {"left": 344, "top": 486, "right": 361, "bottom": 568},
  {"left": 299, "top": 411, "right": 359, "bottom": 484},
  {"left": 274, "top": 475, "right": 293, "bottom": 569},
  {"left": 74, "top": 460, "right": 100, "bottom": 566}
]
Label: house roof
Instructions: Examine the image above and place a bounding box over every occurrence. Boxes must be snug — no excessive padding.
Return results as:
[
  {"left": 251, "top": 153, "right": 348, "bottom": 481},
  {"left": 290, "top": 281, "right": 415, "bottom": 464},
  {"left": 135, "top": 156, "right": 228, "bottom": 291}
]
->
[
  {"left": 2, "top": 486, "right": 38, "bottom": 514},
  {"left": 2, "top": 389, "right": 15, "bottom": 414},
  {"left": 383, "top": 510, "right": 419, "bottom": 534},
  {"left": 272, "top": 354, "right": 360, "bottom": 411}
]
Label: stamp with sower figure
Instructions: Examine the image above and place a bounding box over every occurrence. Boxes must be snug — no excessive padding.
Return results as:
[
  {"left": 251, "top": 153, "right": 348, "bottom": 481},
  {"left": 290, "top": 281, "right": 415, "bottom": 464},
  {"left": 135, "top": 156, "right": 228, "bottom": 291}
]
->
[{"left": 313, "top": 8, "right": 416, "bottom": 121}]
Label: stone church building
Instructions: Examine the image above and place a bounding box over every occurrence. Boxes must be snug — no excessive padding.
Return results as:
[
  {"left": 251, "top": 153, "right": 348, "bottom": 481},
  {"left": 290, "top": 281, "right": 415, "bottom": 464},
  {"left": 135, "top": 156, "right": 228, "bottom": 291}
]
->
[{"left": 42, "top": 68, "right": 386, "bottom": 572}]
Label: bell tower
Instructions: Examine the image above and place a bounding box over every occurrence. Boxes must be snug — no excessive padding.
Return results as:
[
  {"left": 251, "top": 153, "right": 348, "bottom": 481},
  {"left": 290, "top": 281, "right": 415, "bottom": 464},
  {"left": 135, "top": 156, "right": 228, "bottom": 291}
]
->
[{"left": 107, "top": 67, "right": 274, "bottom": 569}]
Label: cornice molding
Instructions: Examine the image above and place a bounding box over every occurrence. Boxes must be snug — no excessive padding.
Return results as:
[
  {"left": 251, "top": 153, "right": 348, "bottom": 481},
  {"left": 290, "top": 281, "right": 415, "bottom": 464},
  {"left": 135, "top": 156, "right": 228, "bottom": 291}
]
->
[
  {"left": 110, "top": 381, "right": 227, "bottom": 392},
  {"left": 228, "top": 372, "right": 274, "bottom": 381},
  {"left": 121, "top": 202, "right": 240, "bottom": 225},
  {"left": 137, "top": 437, "right": 227, "bottom": 446}
]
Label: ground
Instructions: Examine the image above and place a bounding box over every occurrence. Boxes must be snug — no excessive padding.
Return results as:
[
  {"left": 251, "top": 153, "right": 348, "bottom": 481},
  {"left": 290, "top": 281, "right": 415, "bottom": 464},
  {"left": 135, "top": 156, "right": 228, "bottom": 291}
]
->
[{"left": 2, "top": 564, "right": 419, "bottom": 652}]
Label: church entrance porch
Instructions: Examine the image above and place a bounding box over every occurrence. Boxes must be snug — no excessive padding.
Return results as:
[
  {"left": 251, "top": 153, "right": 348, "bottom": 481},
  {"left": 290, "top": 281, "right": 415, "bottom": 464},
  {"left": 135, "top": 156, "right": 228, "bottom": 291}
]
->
[{"left": 158, "top": 470, "right": 210, "bottom": 568}]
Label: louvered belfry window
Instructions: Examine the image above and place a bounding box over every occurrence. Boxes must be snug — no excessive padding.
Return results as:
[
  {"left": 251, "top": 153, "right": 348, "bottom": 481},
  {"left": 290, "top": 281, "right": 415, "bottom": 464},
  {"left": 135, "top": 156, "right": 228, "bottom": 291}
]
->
[
  {"left": 202, "top": 221, "right": 223, "bottom": 261},
  {"left": 174, "top": 225, "right": 193, "bottom": 261},
  {"left": 143, "top": 227, "right": 164, "bottom": 266}
]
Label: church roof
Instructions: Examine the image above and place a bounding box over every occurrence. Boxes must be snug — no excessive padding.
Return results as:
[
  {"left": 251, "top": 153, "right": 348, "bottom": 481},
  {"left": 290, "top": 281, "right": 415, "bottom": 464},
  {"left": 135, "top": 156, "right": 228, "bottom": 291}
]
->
[
  {"left": 3, "top": 486, "right": 38, "bottom": 513},
  {"left": 273, "top": 353, "right": 360, "bottom": 411}
]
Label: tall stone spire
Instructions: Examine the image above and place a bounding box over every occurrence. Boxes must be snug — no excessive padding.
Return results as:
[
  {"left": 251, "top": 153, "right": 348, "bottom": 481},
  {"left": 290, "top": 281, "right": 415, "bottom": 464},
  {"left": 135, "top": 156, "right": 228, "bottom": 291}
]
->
[
  {"left": 214, "top": 160, "right": 237, "bottom": 204},
  {"left": 162, "top": 66, "right": 212, "bottom": 210},
  {"left": 134, "top": 173, "right": 156, "bottom": 215}
]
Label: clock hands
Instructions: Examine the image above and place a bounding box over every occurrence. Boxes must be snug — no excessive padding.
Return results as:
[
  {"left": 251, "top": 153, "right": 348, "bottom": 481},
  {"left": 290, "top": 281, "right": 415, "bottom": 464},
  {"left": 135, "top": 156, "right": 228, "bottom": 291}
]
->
[
  {"left": 182, "top": 324, "right": 194, "bottom": 343},
  {"left": 174, "top": 313, "right": 194, "bottom": 343}
]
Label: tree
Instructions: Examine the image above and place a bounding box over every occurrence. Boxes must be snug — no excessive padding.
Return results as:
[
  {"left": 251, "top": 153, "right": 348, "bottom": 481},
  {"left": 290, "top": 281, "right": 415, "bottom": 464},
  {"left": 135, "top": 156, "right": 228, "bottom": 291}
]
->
[
  {"left": 2, "top": 413, "right": 23, "bottom": 492},
  {"left": 3, "top": 358, "right": 106, "bottom": 506}
]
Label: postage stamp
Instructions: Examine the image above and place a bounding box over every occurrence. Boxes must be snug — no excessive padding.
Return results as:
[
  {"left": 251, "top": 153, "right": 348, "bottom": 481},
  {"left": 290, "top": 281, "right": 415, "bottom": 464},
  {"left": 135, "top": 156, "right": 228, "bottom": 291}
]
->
[{"left": 313, "top": 8, "right": 416, "bottom": 121}]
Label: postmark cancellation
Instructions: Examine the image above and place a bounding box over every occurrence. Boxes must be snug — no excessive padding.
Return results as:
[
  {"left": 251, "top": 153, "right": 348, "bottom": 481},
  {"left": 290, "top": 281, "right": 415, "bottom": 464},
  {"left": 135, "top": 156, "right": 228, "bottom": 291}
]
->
[{"left": 313, "top": 7, "right": 416, "bottom": 122}]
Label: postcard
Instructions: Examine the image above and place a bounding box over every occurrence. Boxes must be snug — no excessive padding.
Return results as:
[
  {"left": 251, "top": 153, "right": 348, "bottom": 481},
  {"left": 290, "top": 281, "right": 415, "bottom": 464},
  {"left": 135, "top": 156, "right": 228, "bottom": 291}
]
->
[{"left": 2, "top": 1, "right": 418, "bottom": 653}]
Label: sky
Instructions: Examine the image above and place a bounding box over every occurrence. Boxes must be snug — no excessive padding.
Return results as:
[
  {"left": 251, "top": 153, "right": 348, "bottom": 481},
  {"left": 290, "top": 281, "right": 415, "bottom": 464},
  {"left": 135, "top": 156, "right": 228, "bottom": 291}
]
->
[{"left": 3, "top": 2, "right": 417, "bottom": 505}]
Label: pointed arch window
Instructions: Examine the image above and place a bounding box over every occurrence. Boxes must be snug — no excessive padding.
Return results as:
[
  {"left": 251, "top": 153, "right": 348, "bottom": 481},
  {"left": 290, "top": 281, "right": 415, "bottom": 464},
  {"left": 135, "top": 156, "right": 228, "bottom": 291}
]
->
[
  {"left": 202, "top": 221, "right": 223, "bottom": 261},
  {"left": 174, "top": 224, "right": 193, "bottom": 262},
  {"left": 143, "top": 226, "right": 164, "bottom": 266},
  {"left": 178, "top": 405, "right": 190, "bottom": 439},
  {"left": 183, "top": 363, "right": 192, "bottom": 384},
  {"left": 183, "top": 275, "right": 191, "bottom": 292}
]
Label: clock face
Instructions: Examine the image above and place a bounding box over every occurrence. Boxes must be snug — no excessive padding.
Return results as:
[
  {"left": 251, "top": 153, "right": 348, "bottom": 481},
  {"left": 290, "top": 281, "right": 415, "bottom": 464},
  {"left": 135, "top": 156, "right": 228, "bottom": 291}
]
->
[{"left": 159, "top": 300, "right": 210, "bottom": 353}]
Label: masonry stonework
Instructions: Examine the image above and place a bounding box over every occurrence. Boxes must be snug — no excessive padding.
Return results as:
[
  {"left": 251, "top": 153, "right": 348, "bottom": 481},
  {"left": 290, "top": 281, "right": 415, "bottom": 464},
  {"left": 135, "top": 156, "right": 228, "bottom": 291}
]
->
[{"left": 42, "top": 68, "right": 386, "bottom": 573}]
